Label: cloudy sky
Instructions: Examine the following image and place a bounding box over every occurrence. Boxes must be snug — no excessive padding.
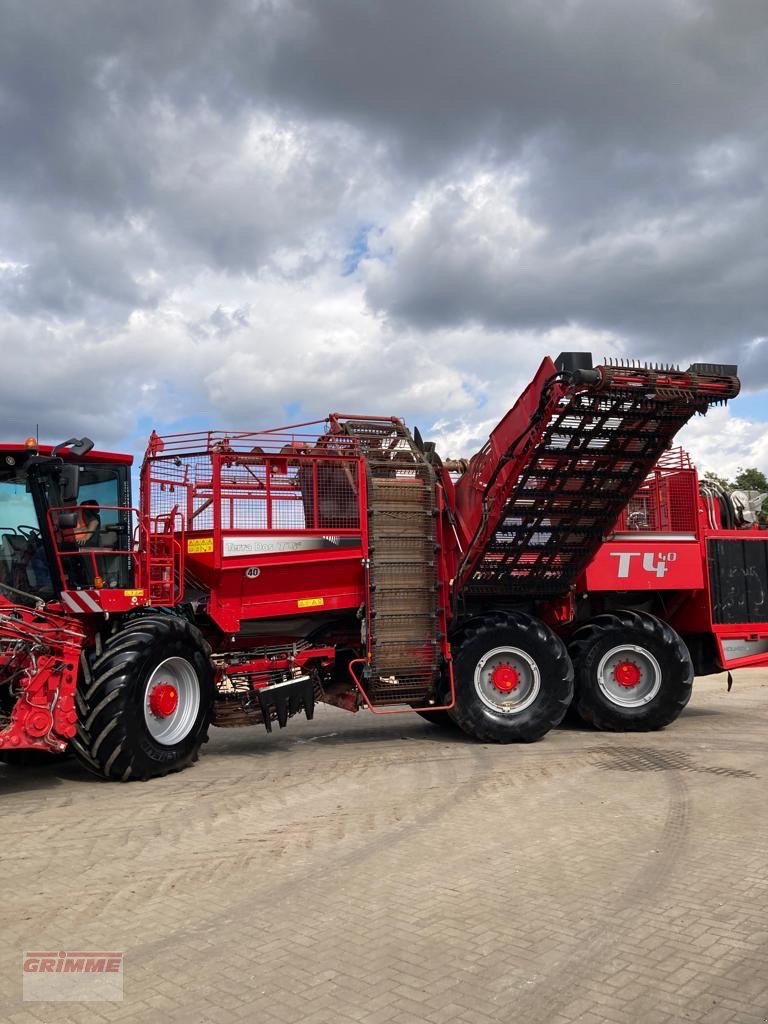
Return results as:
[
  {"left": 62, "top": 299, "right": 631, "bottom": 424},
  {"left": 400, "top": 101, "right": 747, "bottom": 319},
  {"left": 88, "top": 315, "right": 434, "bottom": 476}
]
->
[{"left": 1, "top": 0, "right": 766, "bottom": 474}]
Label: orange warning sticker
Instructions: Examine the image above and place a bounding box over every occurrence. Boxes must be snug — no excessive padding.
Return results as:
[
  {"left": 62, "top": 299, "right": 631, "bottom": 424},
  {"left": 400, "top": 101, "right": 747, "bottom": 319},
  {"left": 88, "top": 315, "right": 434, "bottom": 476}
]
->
[{"left": 297, "top": 597, "right": 324, "bottom": 608}]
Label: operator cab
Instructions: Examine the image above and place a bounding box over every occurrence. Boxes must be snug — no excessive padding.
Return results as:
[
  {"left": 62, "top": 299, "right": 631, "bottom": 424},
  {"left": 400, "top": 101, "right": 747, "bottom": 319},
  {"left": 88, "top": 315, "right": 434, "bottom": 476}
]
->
[{"left": 0, "top": 438, "right": 133, "bottom": 603}]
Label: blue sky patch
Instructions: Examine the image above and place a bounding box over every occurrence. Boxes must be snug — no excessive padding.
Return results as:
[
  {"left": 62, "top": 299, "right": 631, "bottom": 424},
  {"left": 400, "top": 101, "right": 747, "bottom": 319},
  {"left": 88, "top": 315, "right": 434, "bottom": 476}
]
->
[
  {"left": 730, "top": 392, "right": 768, "bottom": 423},
  {"left": 342, "top": 224, "right": 375, "bottom": 276}
]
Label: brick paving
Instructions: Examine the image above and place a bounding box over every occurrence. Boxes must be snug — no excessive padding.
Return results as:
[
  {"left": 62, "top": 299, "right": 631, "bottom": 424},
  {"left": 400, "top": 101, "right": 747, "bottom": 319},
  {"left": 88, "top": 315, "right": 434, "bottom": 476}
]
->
[{"left": 0, "top": 671, "right": 766, "bottom": 1024}]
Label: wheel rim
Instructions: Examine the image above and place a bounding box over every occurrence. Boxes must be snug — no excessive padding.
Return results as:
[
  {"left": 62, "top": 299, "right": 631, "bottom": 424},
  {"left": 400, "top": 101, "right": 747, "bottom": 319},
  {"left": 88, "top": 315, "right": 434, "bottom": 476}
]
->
[
  {"left": 144, "top": 657, "right": 201, "bottom": 745},
  {"left": 596, "top": 644, "right": 662, "bottom": 707},
  {"left": 473, "top": 646, "right": 541, "bottom": 715}
]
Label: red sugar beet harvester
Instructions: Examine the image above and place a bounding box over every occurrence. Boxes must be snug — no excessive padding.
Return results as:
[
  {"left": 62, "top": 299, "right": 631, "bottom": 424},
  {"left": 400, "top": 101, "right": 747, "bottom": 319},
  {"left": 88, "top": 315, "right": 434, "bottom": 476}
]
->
[{"left": 0, "top": 353, "right": 761, "bottom": 781}]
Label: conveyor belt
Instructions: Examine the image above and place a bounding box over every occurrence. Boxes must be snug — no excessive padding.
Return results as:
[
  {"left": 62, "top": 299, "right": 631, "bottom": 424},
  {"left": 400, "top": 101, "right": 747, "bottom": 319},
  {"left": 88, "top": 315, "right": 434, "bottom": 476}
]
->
[
  {"left": 458, "top": 361, "right": 740, "bottom": 597},
  {"left": 339, "top": 419, "right": 440, "bottom": 704}
]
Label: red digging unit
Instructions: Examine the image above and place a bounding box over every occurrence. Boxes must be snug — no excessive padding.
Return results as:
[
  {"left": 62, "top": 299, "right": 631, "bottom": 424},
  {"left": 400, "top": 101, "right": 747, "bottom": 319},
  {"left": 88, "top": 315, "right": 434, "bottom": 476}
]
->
[{"left": 0, "top": 354, "right": 761, "bottom": 781}]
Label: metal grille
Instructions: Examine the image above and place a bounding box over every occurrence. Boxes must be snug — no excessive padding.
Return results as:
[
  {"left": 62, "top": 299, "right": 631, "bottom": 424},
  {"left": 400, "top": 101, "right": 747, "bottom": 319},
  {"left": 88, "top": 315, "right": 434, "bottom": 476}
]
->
[
  {"left": 466, "top": 388, "right": 706, "bottom": 596},
  {"left": 146, "top": 454, "right": 206, "bottom": 526},
  {"left": 616, "top": 467, "right": 699, "bottom": 534},
  {"left": 146, "top": 451, "right": 360, "bottom": 533}
]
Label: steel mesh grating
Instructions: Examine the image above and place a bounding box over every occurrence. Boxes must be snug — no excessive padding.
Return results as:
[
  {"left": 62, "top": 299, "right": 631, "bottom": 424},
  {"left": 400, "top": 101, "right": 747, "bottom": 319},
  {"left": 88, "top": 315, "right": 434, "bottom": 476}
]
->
[
  {"left": 145, "top": 451, "right": 361, "bottom": 534},
  {"left": 466, "top": 388, "right": 703, "bottom": 596},
  {"left": 615, "top": 466, "right": 699, "bottom": 533}
]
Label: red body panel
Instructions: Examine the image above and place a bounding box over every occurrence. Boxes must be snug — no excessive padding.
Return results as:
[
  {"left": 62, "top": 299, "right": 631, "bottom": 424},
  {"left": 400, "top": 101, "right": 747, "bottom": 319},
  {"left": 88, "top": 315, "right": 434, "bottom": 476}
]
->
[{"left": 585, "top": 541, "right": 704, "bottom": 591}]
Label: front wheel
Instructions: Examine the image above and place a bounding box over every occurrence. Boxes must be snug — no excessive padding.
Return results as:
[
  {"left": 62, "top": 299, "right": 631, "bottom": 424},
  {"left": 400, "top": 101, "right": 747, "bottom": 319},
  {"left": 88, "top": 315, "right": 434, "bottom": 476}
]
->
[
  {"left": 72, "top": 614, "right": 214, "bottom": 781},
  {"left": 449, "top": 612, "right": 574, "bottom": 743},
  {"left": 568, "top": 611, "right": 693, "bottom": 731}
]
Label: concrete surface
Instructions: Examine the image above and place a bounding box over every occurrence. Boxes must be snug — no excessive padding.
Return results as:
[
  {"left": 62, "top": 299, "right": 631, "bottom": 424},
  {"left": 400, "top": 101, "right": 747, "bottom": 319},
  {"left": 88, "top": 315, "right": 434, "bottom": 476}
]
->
[{"left": 0, "top": 670, "right": 766, "bottom": 1024}]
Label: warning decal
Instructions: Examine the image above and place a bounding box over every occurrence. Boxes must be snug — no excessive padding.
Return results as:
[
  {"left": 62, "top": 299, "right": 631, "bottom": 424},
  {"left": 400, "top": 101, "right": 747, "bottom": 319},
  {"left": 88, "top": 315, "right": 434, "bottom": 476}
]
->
[{"left": 187, "top": 537, "right": 214, "bottom": 554}]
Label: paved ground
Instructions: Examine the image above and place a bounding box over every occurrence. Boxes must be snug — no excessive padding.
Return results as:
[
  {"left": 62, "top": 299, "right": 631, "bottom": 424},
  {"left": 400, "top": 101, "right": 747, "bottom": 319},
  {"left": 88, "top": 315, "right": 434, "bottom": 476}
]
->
[{"left": 0, "top": 670, "right": 766, "bottom": 1024}]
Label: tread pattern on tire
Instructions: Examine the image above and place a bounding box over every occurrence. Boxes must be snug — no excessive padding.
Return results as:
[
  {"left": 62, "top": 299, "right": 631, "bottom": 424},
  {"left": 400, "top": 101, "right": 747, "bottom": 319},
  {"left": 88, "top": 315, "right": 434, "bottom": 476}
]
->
[
  {"left": 568, "top": 610, "right": 693, "bottom": 732},
  {"left": 449, "top": 610, "right": 574, "bottom": 744},
  {"left": 71, "top": 613, "right": 213, "bottom": 781}
]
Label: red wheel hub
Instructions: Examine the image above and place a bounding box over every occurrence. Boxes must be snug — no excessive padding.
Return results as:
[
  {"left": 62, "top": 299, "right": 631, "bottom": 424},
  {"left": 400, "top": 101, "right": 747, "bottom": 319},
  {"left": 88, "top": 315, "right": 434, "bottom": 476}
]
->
[
  {"left": 490, "top": 664, "right": 520, "bottom": 692},
  {"left": 613, "top": 660, "right": 642, "bottom": 688},
  {"left": 149, "top": 683, "right": 179, "bottom": 718}
]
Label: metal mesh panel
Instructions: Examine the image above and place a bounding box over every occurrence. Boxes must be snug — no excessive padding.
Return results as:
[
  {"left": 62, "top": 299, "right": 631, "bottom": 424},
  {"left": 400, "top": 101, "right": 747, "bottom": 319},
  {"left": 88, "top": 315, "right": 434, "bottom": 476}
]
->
[
  {"left": 146, "top": 451, "right": 360, "bottom": 533},
  {"left": 146, "top": 454, "right": 210, "bottom": 527},
  {"left": 615, "top": 468, "right": 699, "bottom": 534}
]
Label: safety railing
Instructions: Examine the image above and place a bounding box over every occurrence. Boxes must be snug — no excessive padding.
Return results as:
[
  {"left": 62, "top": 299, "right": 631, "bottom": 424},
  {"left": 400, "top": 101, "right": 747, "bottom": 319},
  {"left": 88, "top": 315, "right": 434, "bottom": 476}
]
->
[{"left": 47, "top": 506, "right": 183, "bottom": 605}]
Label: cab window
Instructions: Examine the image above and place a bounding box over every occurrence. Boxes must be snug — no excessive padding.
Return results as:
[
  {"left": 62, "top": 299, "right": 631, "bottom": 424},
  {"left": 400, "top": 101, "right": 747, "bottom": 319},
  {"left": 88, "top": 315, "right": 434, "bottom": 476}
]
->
[
  {"left": 0, "top": 474, "right": 51, "bottom": 598},
  {"left": 57, "top": 465, "right": 132, "bottom": 590}
]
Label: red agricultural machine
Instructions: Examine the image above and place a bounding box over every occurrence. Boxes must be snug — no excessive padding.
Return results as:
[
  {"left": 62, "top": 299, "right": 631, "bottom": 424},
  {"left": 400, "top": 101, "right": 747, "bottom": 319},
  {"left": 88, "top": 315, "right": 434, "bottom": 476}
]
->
[{"left": 1, "top": 353, "right": 765, "bottom": 781}]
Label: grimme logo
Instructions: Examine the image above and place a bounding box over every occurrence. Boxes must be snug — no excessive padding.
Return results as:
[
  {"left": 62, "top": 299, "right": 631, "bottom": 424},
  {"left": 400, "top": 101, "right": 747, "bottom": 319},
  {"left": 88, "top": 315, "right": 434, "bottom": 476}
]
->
[
  {"left": 610, "top": 551, "right": 677, "bottom": 579},
  {"left": 23, "top": 951, "right": 124, "bottom": 1002}
]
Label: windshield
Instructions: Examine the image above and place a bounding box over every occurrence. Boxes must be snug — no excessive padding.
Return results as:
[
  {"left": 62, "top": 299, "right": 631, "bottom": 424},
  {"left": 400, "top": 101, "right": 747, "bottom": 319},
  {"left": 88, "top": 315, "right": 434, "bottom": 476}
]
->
[{"left": 0, "top": 474, "right": 51, "bottom": 599}]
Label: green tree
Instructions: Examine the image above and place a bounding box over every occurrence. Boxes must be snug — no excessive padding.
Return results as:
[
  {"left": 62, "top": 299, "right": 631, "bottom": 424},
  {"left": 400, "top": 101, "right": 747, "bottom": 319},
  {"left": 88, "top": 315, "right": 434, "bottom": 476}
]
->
[
  {"left": 702, "top": 470, "right": 733, "bottom": 492},
  {"left": 734, "top": 467, "right": 768, "bottom": 492}
]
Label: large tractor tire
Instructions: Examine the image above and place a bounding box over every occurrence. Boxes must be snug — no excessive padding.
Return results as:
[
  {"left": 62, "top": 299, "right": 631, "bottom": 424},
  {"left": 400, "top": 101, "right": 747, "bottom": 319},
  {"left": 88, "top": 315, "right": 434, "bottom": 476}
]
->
[
  {"left": 72, "top": 614, "right": 214, "bottom": 781},
  {"left": 568, "top": 611, "right": 693, "bottom": 732},
  {"left": 449, "top": 611, "right": 574, "bottom": 743}
]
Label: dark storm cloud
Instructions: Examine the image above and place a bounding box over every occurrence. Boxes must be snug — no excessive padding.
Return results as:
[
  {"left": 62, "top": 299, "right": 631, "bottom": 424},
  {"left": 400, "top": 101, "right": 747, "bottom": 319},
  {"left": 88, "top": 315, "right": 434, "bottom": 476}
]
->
[
  {"left": 265, "top": 0, "right": 766, "bottom": 161},
  {"left": 0, "top": 0, "right": 765, "bottom": 399},
  {"left": 0, "top": 0, "right": 367, "bottom": 318},
  {"left": 739, "top": 337, "right": 768, "bottom": 391},
  {"left": 263, "top": 0, "right": 767, "bottom": 364},
  {"left": 361, "top": 169, "right": 768, "bottom": 364}
]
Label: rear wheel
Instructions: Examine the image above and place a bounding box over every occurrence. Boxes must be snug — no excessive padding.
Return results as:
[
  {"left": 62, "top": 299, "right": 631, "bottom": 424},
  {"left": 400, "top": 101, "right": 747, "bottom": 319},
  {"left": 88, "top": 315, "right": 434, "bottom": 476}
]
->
[
  {"left": 72, "top": 615, "right": 214, "bottom": 781},
  {"left": 568, "top": 611, "right": 693, "bottom": 731},
  {"left": 449, "top": 611, "right": 573, "bottom": 743}
]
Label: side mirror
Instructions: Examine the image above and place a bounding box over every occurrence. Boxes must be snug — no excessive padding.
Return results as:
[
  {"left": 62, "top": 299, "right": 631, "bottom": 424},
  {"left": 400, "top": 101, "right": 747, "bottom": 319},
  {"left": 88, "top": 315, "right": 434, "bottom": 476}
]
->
[
  {"left": 52, "top": 436, "right": 94, "bottom": 458},
  {"left": 57, "top": 512, "right": 78, "bottom": 528},
  {"left": 60, "top": 464, "right": 80, "bottom": 503}
]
